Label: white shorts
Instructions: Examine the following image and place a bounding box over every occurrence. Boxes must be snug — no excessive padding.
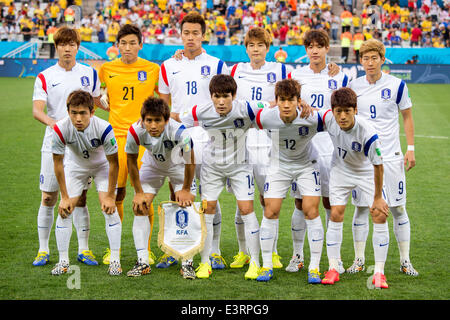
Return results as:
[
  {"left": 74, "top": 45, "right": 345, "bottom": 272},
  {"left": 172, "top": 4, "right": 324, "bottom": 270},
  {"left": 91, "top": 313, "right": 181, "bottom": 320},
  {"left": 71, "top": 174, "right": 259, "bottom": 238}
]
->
[
  {"left": 66, "top": 162, "right": 109, "bottom": 198},
  {"left": 201, "top": 164, "right": 254, "bottom": 201},
  {"left": 39, "top": 151, "right": 59, "bottom": 192},
  {"left": 330, "top": 167, "right": 375, "bottom": 207},
  {"left": 381, "top": 159, "right": 406, "bottom": 207},
  {"left": 265, "top": 162, "right": 321, "bottom": 199},
  {"left": 140, "top": 164, "right": 196, "bottom": 196}
]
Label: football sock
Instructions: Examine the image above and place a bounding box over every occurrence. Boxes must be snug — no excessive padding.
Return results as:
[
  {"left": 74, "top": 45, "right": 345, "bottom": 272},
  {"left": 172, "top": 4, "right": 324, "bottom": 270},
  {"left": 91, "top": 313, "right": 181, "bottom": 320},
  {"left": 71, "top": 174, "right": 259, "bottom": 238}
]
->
[
  {"left": 116, "top": 200, "right": 124, "bottom": 222},
  {"left": 212, "top": 201, "right": 222, "bottom": 255},
  {"left": 72, "top": 206, "right": 90, "bottom": 254},
  {"left": 37, "top": 205, "right": 55, "bottom": 253},
  {"left": 269, "top": 207, "right": 279, "bottom": 254},
  {"left": 241, "top": 212, "right": 260, "bottom": 267},
  {"left": 147, "top": 203, "right": 154, "bottom": 254},
  {"left": 55, "top": 214, "right": 72, "bottom": 263},
  {"left": 353, "top": 206, "right": 370, "bottom": 261},
  {"left": 326, "top": 221, "right": 343, "bottom": 270},
  {"left": 391, "top": 206, "right": 411, "bottom": 262},
  {"left": 325, "top": 208, "right": 331, "bottom": 229},
  {"left": 133, "top": 215, "right": 150, "bottom": 262},
  {"left": 103, "top": 211, "right": 122, "bottom": 262},
  {"left": 234, "top": 207, "right": 248, "bottom": 255},
  {"left": 373, "top": 222, "right": 389, "bottom": 274},
  {"left": 201, "top": 214, "right": 214, "bottom": 264},
  {"left": 260, "top": 217, "right": 277, "bottom": 269},
  {"left": 305, "top": 216, "right": 324, "bottom": 271},
  {"left": 291, "top": 207, "right": 306, "bottom": 257}
]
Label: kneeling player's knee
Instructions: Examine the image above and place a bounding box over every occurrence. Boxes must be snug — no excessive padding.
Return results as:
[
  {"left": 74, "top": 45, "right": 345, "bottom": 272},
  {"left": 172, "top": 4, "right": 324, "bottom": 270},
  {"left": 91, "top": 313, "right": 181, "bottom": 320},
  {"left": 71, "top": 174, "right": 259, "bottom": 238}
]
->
[
  {"left": 42, "top": 192, "right": 57, "bottom": 206},
  {"left": 294, "top": 198, "right": 303, "bottom": 210},
  {"left": 116, "top": 188, "right": 126, "bottom": 202},
  {"left": 371, "top": 210, "right": 387, "bottom": 224}
]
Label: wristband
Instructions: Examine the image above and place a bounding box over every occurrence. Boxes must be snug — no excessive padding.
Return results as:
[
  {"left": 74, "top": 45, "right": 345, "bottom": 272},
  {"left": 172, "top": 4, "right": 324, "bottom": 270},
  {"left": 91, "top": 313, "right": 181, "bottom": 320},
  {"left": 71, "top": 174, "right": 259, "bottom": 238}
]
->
[{"left": 407, "top": 145, "right": 415, "bottom": 151}]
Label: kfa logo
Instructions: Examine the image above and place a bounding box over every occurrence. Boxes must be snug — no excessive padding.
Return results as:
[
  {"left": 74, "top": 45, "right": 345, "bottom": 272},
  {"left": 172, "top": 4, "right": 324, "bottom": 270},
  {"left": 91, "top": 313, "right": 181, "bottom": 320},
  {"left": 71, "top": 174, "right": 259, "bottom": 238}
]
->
[
  {"left": 163, "top": 140, "right": 174, "bottom": 150},
  {"left": 80, "top": 76, "right": 90, "bottom": 87},
  {"left": 234, "top": 118, "right": 245, "bottom": 128},
  {"left": 175, "top": 209, "right": 189, "bottom": 229},
  {"left": 138, "top": 71, "right": 147, "bottom": 81},
  {"left": 91, "top": 138, "right": 101, "bottom": 148},
  {"left": 298, "top": 126, "right": 309, "bottom": 136},
  {"left": 328, "top": 79, "right": 337, "bottom": 90},
  {"left": 201, "top": 65, "right": 210, "bottom": 76},
  {"left": 267, "top": 72, "right": 276, "bottom": 83},
  {"left": 381, "top": 88, "right": 391, "bottom": 100},
  {"left": 352, "top": 141, "right": 362, "bottom": 152}
]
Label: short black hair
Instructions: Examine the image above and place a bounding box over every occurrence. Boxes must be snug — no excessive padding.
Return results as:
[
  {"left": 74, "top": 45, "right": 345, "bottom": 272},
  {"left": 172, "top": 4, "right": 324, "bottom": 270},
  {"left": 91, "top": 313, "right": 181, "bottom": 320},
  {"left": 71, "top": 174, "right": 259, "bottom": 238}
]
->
[
  {"left": 331, "top": 87, "right": 357, "bottom": 110},
  {"left": 180, "top": 12, "right": 206, "bottom": 34},
  {"left": 275, "top": 79, "right": 301, "bottom": 100},
  {"left": 117, "top": 24, "right": 142, "bottom": 44},
  {"left": 141, "top": 97, "right": 170, "bottom": 121},
  {"left": 66, "top": 90, "right": 94, "bottom": 111},
  {"left": 209, "top": 74, "right": 237, "bottom": 97}
]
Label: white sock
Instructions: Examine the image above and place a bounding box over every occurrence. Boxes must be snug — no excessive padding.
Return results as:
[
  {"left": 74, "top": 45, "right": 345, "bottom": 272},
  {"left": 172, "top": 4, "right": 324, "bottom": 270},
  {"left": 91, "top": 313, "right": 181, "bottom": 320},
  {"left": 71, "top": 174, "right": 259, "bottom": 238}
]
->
[
  {"left": 241, "top": 212, "right": 260, "bottom": 267},
  {"left": 201, "top": 214, "right": 214, "bottom": 264},
  {"left": 326, "top": 221, "right": 343, "bottom": 270},
  {"left": 212, "top": 201, "right": 222, "bottom": 255},
  {"left": 72, "top": 206, "right": 90, "bottom": 254},
  {"left": 325, "top": 208, "right": 331, "bottom": 229},
  {"left": 55, "top": 214, "right": 73, "bottom": 263},
  {"left": 291, "top": 207, "right": 306, "bottom": 257},
  {"left": 260, "top": 217, "right": 277, "bottom": 269},
  {"left": 352, "top": 206, "right": 369, "bottom": 261},
  {"left": 305, "top": 216, "right": 324, "bottom": 271},
  {"left": 373, "top": 222, "right": 389, "bottom": 274},
  {"left": 133, "top": 215, "right": 150, "bottom": 262},
  {"left": 391, "top": 206, "right": 411, "bottom": 262},
  {"left": 37, "top": 205, "right": 54, "bottom": 253},
  {"left": 270, "top": 207, "right": 279, "bottom": 254},
  {"left": 103, "top": 211, "right": 122, "bottom": 262},
  {"left": 234, "top": 206, "right": 247, "bottom": 254}
]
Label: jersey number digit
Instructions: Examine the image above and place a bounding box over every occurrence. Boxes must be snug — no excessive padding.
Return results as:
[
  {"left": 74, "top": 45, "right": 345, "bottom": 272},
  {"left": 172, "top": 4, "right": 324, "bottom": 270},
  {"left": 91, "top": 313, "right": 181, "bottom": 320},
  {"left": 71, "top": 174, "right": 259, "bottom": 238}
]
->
[
  {"left": 370, "top": 105, "right": 376, "bottom": 119},
  {"left": 251, "top": 87, "right": 262, "bottom": 100},
  {"left": 123, "top": 86, "right": 135, "bottom": 100},
  {"left": 186, "top": 81, "right": 197, "bottom": 95},
  {"left": 284, "top": 139, "right": 296, "bottom": 150},
  {"left": 153, "top": 154, "right": 165, "bottom": 162},
  {"left": 337, "top": 147, "right": 347, "bottom": 159},
  {"left": 311, "top": 94, "right": 324, "bottom": 108},
  {"left": 82, "top": 150, "right": 89, "bottom": 159}
]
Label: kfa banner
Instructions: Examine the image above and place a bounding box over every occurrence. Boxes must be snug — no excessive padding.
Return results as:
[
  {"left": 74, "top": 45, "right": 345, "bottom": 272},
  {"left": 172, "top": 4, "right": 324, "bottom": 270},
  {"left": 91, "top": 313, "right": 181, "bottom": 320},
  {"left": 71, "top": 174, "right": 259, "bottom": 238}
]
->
[{"left": 157, "top": 201, "right": 207, "bottom": 261}]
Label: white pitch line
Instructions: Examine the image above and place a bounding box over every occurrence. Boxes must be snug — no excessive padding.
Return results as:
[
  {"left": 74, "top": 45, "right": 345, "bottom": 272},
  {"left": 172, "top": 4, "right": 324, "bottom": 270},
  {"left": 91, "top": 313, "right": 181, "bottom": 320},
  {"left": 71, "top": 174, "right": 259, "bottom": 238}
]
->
[{"left": 400, "top": 133, "right": 449, "bottom": 140}]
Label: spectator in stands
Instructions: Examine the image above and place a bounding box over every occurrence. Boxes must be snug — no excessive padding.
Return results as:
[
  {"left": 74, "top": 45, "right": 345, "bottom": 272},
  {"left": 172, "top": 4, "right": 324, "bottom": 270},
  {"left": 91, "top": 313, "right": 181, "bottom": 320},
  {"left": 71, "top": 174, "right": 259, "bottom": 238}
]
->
[
  {"left": 410, "top": 23, "right": 422, "bottom": 47},
  {"left": 340, "top": 28, "right": 352, "bottom": 62}
]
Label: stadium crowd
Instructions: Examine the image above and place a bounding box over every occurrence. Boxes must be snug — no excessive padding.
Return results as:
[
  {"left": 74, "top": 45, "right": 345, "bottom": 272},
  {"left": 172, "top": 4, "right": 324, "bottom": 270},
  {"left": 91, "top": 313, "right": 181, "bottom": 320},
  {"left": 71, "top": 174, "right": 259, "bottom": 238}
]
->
[{"left": 0, "top": 0, "right": 449, "bottom": 49}]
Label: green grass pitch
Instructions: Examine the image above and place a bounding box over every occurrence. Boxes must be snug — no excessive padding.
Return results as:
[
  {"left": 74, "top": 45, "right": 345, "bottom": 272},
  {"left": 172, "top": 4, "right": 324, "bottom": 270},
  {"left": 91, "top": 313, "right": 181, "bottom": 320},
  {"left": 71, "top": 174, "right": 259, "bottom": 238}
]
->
[{"left": 0, "top": 77, "right": 449, "bottom": 300}]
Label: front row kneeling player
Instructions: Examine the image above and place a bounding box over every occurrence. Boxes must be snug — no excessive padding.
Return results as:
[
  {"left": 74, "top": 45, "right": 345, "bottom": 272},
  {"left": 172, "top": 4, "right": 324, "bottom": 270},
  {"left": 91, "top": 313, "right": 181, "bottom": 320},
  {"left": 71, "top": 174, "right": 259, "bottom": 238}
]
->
[{"left": 50, "top": 90, "right": 122, "bottom": 276}]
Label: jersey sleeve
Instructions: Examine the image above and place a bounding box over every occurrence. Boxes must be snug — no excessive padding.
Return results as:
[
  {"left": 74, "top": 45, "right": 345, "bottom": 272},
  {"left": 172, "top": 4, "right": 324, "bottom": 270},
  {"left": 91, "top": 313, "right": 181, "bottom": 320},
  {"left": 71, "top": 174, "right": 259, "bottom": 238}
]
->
[
  {"left": 101, "top": 124, "right": 118, "bottom": 155},
  {"left": 179, "top": 105, "right": 198, "bottom": 128},
  {"left": 33, "top": 73, "right": 48, "bottom": 101},
  {"left": 92, "top": 68, "right": 101, "bottom": 97},
  {"left": 174, "top": 122, "right": 193, "bottom": 155},
  {"left": 396, "top": 80, "right": 412, "bottom": 110},
  {"left": 364, "top": 134, "right": 383, "bottom": 165},
  {"left": 318, "top": 109, "right": 333, "bottom": 131},
  {"left": 158, "top": 62, "right": 170, "bottom": 95},
  {"left": 125, "top": 124, "right": 141, "bottom": 154},
  {"left": 217, "top": 60, "right": 229, "bottom": 75},
  {"left": 51, "top": 123, "right": 66, "bottom": 155},
  {"left": 98, "top": 64, "right": 106, "bottom": 87}
]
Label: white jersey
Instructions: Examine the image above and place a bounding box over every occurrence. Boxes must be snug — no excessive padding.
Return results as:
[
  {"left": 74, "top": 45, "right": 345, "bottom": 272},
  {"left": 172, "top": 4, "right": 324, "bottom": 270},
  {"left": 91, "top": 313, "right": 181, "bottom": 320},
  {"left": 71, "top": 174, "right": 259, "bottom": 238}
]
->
[
  {"left": 289, "top": 65, "right": 349, "bottom": 157},
  {"left": 180, "top": 99, "right": 267, "bottom": 169},
  {"left": 321, "top": 110, "right": 383, "bottom": 174},
  {"left": 125, "top": 118, "right": 192, "bottom": 170},
  {"left": 231, "top": 61, "right": 293, "bottom": 101},
  {"left": 159, "top": 52, "right": 229, "bottom": 115},
  {"left": 255, "top": 107, "right": 324, "bottom": 165},
  {"left": 349, "top": 72, "right": 412, "bottom": 161},
  {"left": 52, "top": 115, "right": 118, "bottom": 169}
]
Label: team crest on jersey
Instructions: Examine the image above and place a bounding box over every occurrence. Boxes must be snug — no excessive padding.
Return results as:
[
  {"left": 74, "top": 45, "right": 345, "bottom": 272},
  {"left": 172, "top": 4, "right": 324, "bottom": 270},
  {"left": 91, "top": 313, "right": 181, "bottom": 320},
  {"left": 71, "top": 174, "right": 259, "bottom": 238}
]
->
[
  {"left": 91, "top": 138, "right": 101, "bottom": 148},
  {"left": 138, "top": 71, "right": 147, "bottom": 81},
  {"left": 175, "top": 209, "right": 189, "bottom": 229},
  {"left": 163, "top": 140, "right": 174, "bottom": 150},
  {"left": 267, "top": 72, "right": 276, "bottom": 83},
  {"left": 201, "top": 65, "right": 211, "bottom": 76},
  {"left": 298, "top": 126, "right": 309, "bottom": 136},
  {"left": 234, "top": 118, "right": 245, "bottom": 128},
  {"left": 381, "top": 88, "right": 391, "bottom": 100},
  {"left": 328, "top": 79, "right": 338, "bottom": 90},
  {"left": 80, "top": 76, "right": 90, "bottom": 87},
  {"left": 352, "top": 141, "right": 362, "bottom": 152}
]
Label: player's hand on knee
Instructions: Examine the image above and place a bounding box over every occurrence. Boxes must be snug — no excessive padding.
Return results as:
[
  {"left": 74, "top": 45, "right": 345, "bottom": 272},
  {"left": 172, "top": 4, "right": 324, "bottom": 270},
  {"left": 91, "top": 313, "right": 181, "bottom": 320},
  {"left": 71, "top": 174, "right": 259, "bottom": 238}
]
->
[
  {"left": 102, "top": 196, "right": 116, "bottom": 215},
  {"left": 58, "top": 198, "right": 73, "bottom": 218},
  {"left": 176, "top": 189, "right": 194, "bottom": 207},
  {"left": 371, "top": 198, "right": 389, "bottom": 218},
  {"left": 132, "top": 193, "right": 148, "bottom": 215}
]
